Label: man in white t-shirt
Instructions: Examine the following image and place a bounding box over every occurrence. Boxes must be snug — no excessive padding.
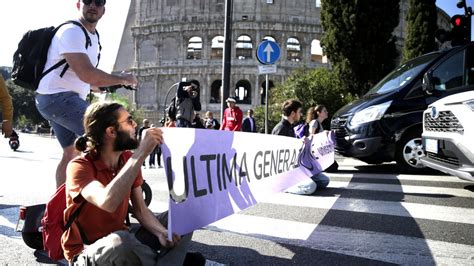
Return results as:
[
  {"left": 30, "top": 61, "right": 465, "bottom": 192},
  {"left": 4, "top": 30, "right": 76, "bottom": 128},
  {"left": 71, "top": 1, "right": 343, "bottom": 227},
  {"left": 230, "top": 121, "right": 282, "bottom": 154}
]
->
[{"left": 35, "top": 0, "right": 138, "bottom": 188}]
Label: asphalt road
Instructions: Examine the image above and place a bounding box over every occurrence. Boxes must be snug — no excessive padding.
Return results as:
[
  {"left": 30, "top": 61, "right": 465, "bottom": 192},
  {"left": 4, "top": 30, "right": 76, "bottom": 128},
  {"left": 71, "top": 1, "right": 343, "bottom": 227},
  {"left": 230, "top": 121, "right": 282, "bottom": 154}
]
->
[{"left": 1, "top": 133, "right": 473, "bottom": 265}]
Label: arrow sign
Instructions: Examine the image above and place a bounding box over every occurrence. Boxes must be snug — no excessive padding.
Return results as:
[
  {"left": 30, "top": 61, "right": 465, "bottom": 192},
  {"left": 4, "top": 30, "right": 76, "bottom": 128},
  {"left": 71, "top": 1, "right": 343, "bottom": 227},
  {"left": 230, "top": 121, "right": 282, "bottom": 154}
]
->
[
  {"left": 257, "top": 40, "right": 281, "bottom": 65},
  {"left": 263, "top": 43, "right": 274, "bottom": 63}
]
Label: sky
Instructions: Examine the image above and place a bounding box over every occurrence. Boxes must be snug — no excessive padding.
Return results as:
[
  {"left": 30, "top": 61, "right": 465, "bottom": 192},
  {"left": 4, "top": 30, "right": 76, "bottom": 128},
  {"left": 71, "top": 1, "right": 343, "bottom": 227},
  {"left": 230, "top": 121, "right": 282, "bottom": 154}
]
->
[{"left": 0, "top": 0, "right": 472, "bottom": 73}]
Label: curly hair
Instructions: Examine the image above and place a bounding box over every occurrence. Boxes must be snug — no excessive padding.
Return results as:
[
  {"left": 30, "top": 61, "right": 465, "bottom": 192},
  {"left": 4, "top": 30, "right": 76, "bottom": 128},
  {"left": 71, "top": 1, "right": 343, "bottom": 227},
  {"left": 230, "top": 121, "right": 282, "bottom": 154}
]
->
[{"left": 74, "top": 102, "right": 123, "bottom": 152}]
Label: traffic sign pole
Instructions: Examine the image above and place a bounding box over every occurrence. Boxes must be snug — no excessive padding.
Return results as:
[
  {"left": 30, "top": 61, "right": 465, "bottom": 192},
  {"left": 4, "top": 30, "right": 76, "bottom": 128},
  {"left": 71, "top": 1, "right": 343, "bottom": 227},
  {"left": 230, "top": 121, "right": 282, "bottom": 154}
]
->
[
  {"left": 256, "top": 40, "right": 280, "bottom": 134},
  {"left": 265, "top": 74, "right": 269, "bottom": 134}
]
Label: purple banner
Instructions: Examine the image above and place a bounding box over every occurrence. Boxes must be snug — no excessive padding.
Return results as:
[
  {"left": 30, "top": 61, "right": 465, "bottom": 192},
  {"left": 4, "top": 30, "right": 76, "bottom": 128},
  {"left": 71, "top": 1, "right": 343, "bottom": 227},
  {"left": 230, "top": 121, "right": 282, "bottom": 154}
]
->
[{"left": 160, "top": 128, "right": 335, "bottom": 236}]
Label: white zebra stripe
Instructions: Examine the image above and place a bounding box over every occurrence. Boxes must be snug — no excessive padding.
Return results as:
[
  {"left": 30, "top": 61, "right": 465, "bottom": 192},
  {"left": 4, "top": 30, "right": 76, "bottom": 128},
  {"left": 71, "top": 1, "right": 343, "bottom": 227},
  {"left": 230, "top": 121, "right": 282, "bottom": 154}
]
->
[
  {"left": 328, "top": 181, "right": 473, "bottom": 198},
  {"left": 260, "top": 193, "right": 474, "bottom": 224},
  {"left": 326, "top": 172, "right": 466, "bottom": 183},
  {"left": 206, "top": 213, "right": 473, "bottom": 265}
]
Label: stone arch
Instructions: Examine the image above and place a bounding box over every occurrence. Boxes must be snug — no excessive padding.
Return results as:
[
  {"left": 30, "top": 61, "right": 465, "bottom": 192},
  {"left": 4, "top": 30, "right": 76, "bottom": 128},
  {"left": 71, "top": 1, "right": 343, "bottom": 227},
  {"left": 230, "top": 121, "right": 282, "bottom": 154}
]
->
[
  {"left": 287, "top": 37, "right": 301, "bottom": 62},
  {"left": 236, "top": 35, "right": 253, "bottom": 60},
  {"left": 210, "top": 79, "right": 222, "bottom": 103},
  {"left": 140, "top": 40, "right": 155, "bottom": 62},
  {"left": 311, "top": 39, "right": 327, "bottom": 63},
  {"left": 260, "top": 80, "right": 274, "bottom": 105},
  {"left": 235, "top": 79, "right": 252, "bottom": 104},
  {"left": 187, "top": 36, "right": 203, "bottom": 59},
  {"left": 211, "top": 36, "right": 224, "bottom": 60},
  {"left": 161, "top": 37, "right": 179, "bottom": 60}
]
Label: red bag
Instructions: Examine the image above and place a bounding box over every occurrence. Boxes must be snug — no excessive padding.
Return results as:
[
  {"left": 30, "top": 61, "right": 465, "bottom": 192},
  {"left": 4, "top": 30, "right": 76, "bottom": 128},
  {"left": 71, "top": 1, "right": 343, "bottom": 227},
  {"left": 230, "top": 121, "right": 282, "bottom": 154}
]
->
[{"left": 41, "top": 184, "right": 83, "bottom": 261}]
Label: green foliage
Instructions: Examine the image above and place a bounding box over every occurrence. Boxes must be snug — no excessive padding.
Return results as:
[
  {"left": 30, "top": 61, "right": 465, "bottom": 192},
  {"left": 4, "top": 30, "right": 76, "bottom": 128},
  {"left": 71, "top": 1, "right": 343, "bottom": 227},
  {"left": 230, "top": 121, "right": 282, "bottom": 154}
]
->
[
  {"left": 5, "top": 79, "right": 46, "bottom": 126},
  {"left": 402, "top": 0, "right": 438, "bottom": 61},
  {"left": 90, "top": 92, "right": 144, "bottom": 125},
  {"left": 320, "top": 0, "right": 400, "bottom": 96},
  {"left": 254, "top": 68, "right": 357, "bottom": 132}
]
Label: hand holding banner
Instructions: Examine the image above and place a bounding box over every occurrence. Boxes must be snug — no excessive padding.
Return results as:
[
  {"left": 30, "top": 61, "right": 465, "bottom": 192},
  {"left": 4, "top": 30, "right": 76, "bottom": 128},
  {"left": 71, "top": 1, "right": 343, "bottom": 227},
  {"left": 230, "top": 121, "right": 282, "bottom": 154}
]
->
[{"left": 160, "top": 128, "right": 334, "bottom": 237}]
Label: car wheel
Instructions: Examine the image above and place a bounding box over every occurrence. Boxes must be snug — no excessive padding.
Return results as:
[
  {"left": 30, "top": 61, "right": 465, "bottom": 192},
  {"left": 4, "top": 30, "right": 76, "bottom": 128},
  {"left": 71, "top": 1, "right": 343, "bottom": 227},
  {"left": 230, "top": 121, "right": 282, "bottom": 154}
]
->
[
  {"left": 22, "top": 232, "right": 43, "bottom": 250},
  {"left": 395, "top": 130, "right": 426, "bottom": 173}
]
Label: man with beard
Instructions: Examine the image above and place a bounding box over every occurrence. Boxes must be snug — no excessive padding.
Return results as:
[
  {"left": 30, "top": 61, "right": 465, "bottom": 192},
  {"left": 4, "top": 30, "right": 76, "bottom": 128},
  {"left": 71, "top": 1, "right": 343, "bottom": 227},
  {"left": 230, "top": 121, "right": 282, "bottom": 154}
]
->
[
  {"left": 62, "top": 102, "right": 194, "bottom": 264},
  {"left": 35, "top": 0, "right": 138, "bottom": 188}
]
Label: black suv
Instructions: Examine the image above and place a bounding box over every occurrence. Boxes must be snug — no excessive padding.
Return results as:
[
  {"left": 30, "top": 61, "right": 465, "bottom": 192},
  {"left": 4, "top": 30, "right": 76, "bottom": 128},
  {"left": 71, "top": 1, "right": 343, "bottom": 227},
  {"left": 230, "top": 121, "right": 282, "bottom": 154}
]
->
[{"left": 331, "top": 42, "right": 474, "bottom": 173}]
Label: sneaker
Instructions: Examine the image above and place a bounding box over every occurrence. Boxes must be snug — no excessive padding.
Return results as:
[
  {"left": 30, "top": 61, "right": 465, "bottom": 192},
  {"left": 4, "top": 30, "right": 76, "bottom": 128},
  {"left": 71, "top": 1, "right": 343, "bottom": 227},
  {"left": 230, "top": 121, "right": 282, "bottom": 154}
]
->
[{"left": 149, "top": 165, "right": 155, "bottom": 169}]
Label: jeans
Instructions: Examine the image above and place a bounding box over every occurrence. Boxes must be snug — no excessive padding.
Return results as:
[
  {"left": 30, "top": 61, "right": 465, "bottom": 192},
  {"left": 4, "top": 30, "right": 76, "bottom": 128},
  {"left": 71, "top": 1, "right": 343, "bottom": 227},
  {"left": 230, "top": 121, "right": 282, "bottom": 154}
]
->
[
  {"left": 176, "top": 118, "right": 192, "bottom": 128},
  {"left": 35, "top": 92, "right": 88, "bottom": 148}
]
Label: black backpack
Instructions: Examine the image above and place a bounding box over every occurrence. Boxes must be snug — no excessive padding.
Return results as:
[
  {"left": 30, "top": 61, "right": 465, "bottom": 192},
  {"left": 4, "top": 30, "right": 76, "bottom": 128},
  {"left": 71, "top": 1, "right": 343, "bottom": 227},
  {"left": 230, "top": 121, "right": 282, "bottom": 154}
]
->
[
  {"left": 166, "top": 97, "right": 177, "bottom": 120},
  {"left": 11, "top": 20, "right": 100, "bottom": 90}
]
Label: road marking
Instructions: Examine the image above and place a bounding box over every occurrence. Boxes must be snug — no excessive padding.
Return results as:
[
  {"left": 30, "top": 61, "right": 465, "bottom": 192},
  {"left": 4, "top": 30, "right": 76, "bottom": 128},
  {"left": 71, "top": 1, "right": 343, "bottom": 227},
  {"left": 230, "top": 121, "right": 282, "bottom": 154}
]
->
[
  {"left": 261, "top": 193, "right": 474, "bottom": 224},
  {"left": 328, "top": 181, "right": 473, "bottom": 198},
  {"left": 206, "top": 214, "right": 473, "bottom": 265},
  {"left": 326, "top": 172, "right": 466, "bottom": 182}
]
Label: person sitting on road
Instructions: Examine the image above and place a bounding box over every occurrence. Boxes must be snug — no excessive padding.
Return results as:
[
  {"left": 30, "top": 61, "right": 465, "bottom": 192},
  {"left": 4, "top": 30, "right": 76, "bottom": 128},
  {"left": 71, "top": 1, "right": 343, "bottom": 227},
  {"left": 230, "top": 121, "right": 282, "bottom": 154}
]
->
[{"left": 62, "top": 102, "right": 194, "bottom": 264}]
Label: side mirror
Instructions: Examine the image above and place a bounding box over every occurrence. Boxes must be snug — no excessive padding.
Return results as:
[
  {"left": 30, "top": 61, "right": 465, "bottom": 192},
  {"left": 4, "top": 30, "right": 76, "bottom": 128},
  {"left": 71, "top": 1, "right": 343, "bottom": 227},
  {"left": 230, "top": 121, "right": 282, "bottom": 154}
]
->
[{"left": 422, "top": 72, "right": 435, "bottom": 95}]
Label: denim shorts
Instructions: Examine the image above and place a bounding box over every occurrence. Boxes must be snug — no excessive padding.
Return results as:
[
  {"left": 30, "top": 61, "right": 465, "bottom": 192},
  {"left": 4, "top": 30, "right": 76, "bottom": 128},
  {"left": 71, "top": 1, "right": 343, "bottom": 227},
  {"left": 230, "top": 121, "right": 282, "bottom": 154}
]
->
[{"left": 35, "top": 92, "right": 88, "bottom": 148}]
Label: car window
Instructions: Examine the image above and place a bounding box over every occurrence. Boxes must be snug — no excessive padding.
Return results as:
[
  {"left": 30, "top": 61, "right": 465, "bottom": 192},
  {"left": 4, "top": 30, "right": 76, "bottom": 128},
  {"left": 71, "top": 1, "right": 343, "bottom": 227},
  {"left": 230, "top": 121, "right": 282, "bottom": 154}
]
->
[
  {"left": 365, "top": 52, "right": 440, "bottom": 96},
  {"left": 466, "top": 45, "right": 474, "bottom": 86},
  {"left": 431, "top": 49, "right": 464, "bottom": 91}
]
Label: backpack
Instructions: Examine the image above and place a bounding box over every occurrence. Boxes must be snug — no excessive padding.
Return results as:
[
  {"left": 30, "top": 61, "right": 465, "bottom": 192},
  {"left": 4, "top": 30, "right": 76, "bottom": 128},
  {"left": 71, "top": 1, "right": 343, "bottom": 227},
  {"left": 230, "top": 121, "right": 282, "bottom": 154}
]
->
[
  {"left": 166, "top": 96, "right": 177, "bottom": 120},
  {"left": 41, "top": 156, "right": 94, "bottom": 261},
  {"left": 11, "top": 20, "right": 100, "bottom": 90},
  {"left": 41, "top": 183, "right": 86, "bottom": 261}
]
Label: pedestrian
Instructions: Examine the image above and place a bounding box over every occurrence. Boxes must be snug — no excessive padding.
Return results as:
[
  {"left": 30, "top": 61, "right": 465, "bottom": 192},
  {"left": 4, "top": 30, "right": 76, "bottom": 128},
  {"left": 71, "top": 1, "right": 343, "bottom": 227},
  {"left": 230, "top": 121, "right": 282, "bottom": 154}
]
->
[
  {"left": 34, "top": 0, "right": 138, "bottom": 188},
  {"left": 192, "top": 112, "right": 205, "bottom": 129},
  {"left": 176, "top": 80, "right": 201, "bottom": 128},
  {"left": 148, "top": 123, "right": 162, "bottom": 168},
  {"left": 138, "top": 119, "right": 150, "bottom": 167},
  {"left": 271, "top": 99, "right": 302, "bottom": 137},
  {"left": 63, "top": 101, "right": 196, "bottom": 264},
  {"left": 309, "top": 104, "right": 329, "bottom": 134},
  {"left": 272, "top": 99, "right": 318, "bottom": 195},
  {"left": 220, "top": 97, "right": 243, "bottom": 131},
  {"left": 204, "top": 111, "right": 220, "bottom": 129},
  {"left": 311, "top": 104, "right": 339, "bottom": 173},
  {"left": 242, "top": 109, "right": 257, "bottom": 133},
  {"left": 0, "top": 75, "right": 13, "bottom": 138}
]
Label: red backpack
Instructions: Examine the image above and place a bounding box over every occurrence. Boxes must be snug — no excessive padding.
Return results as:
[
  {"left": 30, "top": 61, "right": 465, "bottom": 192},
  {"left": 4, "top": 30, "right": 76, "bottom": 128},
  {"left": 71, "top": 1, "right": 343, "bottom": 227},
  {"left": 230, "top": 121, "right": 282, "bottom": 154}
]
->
[{"left": 41, "top": 183, "right": 85, "bottom": 261}]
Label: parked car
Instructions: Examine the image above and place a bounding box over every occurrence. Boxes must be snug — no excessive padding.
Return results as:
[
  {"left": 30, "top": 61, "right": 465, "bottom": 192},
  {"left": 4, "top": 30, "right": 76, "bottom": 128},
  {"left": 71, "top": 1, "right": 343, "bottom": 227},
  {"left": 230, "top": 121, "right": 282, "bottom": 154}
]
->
[
  {"left": 420, "top": 90, "right": 474, "bottom": 181},
  {"left": 331, "top": 42, "right": 474, "bottom": 173}
]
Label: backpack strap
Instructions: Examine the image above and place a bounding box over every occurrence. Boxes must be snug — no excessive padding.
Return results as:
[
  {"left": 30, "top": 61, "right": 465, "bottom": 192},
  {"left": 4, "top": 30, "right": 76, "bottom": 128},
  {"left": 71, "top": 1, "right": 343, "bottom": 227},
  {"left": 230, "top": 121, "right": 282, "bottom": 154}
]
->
[
  {"left": 41, "top": 20, "right": 100, "bottom": 79},
  {"left": 63, "top": 155, "right": 96, "bottom": 245}
]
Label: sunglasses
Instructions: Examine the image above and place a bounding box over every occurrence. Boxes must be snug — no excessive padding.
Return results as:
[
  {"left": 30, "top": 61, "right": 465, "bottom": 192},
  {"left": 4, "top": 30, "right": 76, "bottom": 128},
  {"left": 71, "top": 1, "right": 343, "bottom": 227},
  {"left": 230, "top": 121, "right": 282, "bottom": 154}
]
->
[{"left": 82, "top": 0, "right": 106, "bottom": 7}]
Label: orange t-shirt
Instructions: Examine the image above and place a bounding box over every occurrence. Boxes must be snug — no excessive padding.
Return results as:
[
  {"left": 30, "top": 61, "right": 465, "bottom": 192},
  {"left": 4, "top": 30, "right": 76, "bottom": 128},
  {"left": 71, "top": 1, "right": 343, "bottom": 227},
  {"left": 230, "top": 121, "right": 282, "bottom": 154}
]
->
[{"left": 61, "top": 150, "right": 143, "bottom": 261}]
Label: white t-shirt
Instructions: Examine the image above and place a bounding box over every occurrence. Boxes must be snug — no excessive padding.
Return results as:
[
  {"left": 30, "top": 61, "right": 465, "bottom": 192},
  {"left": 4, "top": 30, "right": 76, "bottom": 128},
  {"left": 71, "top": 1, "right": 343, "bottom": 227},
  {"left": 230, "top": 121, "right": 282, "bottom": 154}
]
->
[
  {"left": 37, "top": 21, "right": 100, "bottom": 99},
  {"left": 309, "top": 119, "right": 323, "bottom": 134}
]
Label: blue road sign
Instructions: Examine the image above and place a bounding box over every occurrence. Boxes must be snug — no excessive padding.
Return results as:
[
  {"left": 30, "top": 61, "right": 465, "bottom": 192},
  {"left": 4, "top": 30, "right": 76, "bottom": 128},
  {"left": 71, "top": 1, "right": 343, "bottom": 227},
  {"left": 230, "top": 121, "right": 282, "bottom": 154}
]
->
[{"left": 256, "top": 40, "right": 281, "bottom": 65}]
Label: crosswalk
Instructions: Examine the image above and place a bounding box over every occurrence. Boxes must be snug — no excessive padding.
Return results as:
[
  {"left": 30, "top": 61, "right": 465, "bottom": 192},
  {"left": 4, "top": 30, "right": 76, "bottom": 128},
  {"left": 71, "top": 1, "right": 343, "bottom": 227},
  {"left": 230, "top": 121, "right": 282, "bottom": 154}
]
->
[
  {"left": 144, "top": 162, "right": 474, "bottom": 265},
  {"left": 1, "top": 162, "right": 473, "bottom": 265}
]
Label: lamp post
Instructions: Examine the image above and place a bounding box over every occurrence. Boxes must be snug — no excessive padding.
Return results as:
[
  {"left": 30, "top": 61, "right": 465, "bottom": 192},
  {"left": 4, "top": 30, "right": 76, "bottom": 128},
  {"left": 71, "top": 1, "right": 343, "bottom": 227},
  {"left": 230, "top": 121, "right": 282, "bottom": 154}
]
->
[{"left": 220, "top": 0, "right": 233, "bottom": 119}]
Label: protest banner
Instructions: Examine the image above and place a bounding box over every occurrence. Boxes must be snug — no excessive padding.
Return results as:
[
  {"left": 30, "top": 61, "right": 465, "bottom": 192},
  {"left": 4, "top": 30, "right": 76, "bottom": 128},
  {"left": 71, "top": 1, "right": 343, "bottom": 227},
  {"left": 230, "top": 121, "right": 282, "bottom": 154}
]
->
[{"left": 160, "top": 128, "right": 334, "bottom": 237}]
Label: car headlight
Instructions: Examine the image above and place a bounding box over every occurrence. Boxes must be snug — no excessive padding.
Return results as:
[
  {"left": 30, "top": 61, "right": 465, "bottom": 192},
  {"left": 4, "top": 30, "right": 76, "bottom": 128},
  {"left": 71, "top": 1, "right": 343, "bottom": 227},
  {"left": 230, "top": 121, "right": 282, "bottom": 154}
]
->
[
  {"left": 350, "top": 101, "right": 392, "bottom": 126},
  {"left": 464, "top": 99, "right": 474, "bottom": 111}
]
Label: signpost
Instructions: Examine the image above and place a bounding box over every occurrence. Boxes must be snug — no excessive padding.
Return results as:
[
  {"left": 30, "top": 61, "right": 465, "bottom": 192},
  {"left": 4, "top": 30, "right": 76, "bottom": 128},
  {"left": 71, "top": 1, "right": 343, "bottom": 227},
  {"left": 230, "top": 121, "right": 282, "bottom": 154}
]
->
[{"left": 256, "top": 40, "right": 280, "bottom": 134}]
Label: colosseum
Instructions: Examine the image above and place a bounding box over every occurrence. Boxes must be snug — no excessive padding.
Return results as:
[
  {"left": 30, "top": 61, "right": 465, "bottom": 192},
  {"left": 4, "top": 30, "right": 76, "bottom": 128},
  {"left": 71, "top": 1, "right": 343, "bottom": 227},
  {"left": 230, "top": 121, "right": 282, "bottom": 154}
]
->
[{"left": 113, "top": 0, "right": 451, "bottom": 123}]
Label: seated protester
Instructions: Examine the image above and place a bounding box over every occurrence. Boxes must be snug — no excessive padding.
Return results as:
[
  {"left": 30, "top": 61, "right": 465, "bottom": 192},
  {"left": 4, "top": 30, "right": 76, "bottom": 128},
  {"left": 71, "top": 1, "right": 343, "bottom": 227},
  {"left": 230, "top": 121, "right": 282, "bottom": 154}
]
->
[
  {"left": 176, "top": 80, "right": 201, "bottom": 128},
  {"left": 62, "top": 102, "right": 193, "bottom": 265},
  {"left": 272, "top": 100, "right": 317, "bottom": 195}
]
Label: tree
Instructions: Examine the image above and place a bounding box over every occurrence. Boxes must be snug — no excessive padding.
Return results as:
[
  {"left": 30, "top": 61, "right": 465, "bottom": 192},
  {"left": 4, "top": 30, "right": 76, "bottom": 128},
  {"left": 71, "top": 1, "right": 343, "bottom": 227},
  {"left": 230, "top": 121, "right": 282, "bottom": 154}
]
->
[
  {"left": 320, "top": 0, "right": 400, "bottom": 96},
  {"left": 402, "top": 0, "right": 438, "bottom": 61},
  {"left": 5, "top": 79, "right": 46, "bottom": 127},
  {"left": 254, "top": 68, "right": 356, "bottom": 132}
]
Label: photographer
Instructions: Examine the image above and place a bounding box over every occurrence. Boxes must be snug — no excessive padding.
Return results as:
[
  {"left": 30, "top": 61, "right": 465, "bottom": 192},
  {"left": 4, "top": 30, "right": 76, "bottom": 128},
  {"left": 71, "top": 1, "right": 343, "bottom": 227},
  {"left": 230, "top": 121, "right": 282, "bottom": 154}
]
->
[{"left": 176, "top": 80, "right": 201, "bottom": 128}]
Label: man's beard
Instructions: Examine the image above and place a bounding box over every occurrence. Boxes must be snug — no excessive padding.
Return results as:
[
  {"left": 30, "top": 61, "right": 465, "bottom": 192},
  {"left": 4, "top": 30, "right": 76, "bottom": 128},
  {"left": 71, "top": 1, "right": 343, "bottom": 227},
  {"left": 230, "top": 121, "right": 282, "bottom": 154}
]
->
[{"left": 114, "top": 130, "right": 138, "bottom": 151}]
